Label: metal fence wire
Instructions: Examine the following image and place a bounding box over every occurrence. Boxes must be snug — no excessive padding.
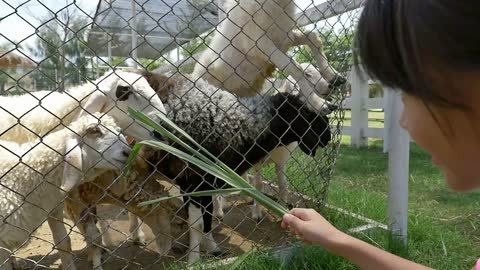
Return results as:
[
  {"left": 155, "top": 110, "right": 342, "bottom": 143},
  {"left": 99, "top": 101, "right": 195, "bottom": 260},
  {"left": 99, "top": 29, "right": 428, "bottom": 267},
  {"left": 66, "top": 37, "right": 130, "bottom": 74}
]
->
[{"left": 0, "top": 0, "right": 361, "bottom": 268}]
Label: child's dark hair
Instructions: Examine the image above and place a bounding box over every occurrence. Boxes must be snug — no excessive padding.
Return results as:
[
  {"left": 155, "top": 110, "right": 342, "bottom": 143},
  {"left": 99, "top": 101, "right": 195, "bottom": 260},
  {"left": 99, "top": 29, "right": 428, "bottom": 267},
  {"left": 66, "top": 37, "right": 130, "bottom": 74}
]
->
[{"left": 355, "top": 0, "right": 480, "bottom": 108}]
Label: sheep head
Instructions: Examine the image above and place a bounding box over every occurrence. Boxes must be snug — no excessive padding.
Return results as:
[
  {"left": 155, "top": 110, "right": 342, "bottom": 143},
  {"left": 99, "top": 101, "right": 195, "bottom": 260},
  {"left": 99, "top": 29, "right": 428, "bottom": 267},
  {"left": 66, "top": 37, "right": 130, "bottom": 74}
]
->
[
  {"left": 77, "top": 71, "right": 167, "bottom": 141},
  {"left": 271, "top": 93, "right": 333, "bottom": 157},
  {"left": 62, "top": 114, "right": 130, "bottom": 192}
]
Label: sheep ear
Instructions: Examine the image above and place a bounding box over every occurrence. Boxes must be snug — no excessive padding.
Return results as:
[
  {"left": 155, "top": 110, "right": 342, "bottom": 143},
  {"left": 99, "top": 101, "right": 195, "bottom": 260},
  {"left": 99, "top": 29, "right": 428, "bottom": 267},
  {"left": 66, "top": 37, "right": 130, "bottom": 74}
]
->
[
  {"left": 61, "top": 138, "right": 84, "bottom": 193},
  {"left": 116, "top": 85, "right": 133, "bottom": 101},
  {"left": 78, "top": 91, "right": 107, "bottom": 117}
]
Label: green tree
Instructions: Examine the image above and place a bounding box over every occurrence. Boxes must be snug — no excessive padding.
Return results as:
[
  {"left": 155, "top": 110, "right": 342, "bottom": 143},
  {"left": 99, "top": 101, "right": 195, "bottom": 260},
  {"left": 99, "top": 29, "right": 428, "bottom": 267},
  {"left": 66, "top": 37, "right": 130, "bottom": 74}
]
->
[
  {"left": 138, "top": 57, "right": 167, "bottom": 71},
  {"left": 181, "top": 33, "right": 213, "bottom": 58},
  {"left": 291, "top": 28, "right": 354, "bottom": 74},
  {"left": 0, "top": 43, "right": 34, "bottom": 95},
  {"left": 28, "top": 2, "right": 92, "bottom": 91}
]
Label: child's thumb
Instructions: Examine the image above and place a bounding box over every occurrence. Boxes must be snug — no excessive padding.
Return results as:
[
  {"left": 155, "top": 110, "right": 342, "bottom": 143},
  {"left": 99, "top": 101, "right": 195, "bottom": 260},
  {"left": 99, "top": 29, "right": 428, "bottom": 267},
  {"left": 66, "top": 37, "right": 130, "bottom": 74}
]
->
[{"left": 283, "top": 214, "right": 304, "bottom": 229}]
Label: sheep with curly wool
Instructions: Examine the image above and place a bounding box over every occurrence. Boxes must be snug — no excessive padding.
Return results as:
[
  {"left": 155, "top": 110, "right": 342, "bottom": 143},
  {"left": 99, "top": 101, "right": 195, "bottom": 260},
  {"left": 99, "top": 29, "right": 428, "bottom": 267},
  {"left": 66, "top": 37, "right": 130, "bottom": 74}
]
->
[
  {"left": 248, "top": 63, "right": 338, "bottom": 221},
  {"left": 0, "top": 70, "right": 166, "bottom": 144},
  {"left": 211, "top": 63, "right": 339, "bottom": 220},
  {"left": 142, "top": 73, "right": 334, "bottom": 264},
  {"left": 0, "top": 113, "right": 130, "bottom": 270},
  {"left": 64, "top": 145, "right": 188, "bottom": 270}
]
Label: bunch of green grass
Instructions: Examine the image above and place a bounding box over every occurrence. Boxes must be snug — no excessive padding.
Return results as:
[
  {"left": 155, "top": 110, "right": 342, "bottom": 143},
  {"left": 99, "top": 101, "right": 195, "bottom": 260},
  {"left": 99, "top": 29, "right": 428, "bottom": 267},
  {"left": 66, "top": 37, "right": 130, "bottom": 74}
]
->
[{"left": 126, "top": 108, "right": 289, "bottom": 217}]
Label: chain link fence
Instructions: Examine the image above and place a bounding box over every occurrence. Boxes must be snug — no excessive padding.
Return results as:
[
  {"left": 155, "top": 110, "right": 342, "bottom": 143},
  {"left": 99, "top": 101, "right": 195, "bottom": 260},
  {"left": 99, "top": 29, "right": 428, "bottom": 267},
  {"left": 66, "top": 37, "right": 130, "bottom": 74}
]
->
[{"left": 0, "top": 0, "right": 361, "bottom": 268}]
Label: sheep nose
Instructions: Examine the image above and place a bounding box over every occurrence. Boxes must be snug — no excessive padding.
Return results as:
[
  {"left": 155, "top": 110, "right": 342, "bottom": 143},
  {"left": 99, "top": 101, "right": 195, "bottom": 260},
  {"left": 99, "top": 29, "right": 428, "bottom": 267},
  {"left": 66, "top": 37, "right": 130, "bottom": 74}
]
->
[{"left": 122, "top": 149, "right": 131, "bottom": 158}]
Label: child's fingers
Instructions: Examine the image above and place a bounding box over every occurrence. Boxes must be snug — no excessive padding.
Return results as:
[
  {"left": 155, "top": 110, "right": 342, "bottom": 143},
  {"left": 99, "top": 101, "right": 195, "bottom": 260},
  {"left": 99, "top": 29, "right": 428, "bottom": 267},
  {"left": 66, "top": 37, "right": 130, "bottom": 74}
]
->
[
  {"left": 281, "top": 214, "right": 290, "bottom": 229},
  {"left": 290, "top": 208, "right": 315, "bottom": 221}
]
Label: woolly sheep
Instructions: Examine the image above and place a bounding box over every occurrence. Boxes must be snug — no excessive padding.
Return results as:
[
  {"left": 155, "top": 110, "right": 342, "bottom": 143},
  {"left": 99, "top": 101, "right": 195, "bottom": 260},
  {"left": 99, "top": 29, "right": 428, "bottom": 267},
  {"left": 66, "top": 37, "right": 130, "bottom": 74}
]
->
[
  {"left": 143, "top": 73, "right": 333, "bottom": 264},
  {"left": 64, "top": 146, "right": 188, "bottom": 270},
  {"left": 191, "top": 0, "right": 346, "bottom": 98},
  {"left": 248, "top": 63, "right": 335, "bottom": 221},
  {"left": 0, "top": 113, "right": 130, "bottom": 270},
  {"left": 0, "top": 70, "right": 166, "bottom": 144}
]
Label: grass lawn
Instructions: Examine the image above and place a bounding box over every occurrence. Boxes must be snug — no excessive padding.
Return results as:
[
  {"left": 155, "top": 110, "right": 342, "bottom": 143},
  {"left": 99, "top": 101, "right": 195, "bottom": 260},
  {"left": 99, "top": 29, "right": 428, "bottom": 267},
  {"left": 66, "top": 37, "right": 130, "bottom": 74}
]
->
[
  {"left": 172, "top": 111, "right": 479, "bottom": 269},
  {"left": 181, "top": 136, "right": 479, "bottom": 270}
]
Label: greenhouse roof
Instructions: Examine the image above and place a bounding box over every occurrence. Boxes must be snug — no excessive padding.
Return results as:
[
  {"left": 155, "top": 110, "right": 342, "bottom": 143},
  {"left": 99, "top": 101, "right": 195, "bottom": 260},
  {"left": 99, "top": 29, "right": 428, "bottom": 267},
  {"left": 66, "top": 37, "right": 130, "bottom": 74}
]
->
[{"left": 86, "top": 0, "right": 219, "bottom": 59}]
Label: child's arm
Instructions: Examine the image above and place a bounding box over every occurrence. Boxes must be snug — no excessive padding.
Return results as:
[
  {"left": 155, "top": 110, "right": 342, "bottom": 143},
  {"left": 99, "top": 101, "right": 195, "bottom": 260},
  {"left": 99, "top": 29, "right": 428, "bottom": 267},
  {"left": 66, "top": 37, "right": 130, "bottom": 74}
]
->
[{"left": 281, "top": 208, "right": 434, "bottom": 270}]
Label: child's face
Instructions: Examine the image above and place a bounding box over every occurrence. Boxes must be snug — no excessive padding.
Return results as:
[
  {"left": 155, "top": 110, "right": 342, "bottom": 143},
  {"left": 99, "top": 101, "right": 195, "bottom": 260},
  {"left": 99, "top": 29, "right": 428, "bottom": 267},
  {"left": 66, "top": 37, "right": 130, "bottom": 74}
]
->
[{"left": 400, "top": 87, "right": 480, "bottom": 192}]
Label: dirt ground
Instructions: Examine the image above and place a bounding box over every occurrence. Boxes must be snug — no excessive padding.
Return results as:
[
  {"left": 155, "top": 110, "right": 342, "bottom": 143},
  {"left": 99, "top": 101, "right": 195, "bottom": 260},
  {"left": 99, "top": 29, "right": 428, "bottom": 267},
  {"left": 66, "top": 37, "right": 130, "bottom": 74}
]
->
[{"left": 14, "top": 196, "right": 290, "bottom": 269}]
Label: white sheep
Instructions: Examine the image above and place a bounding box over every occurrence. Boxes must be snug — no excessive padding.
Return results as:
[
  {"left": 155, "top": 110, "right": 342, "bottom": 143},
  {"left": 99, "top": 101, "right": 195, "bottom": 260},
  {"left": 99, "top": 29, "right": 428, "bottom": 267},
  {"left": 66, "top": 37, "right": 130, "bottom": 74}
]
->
[
  {"left": 0, "top": 113, "right": 130, "bottom": 270},
  {"left": 64, "top": 146, "right": 188, "bottom": 270},
  {"left": 0, "top": 70, "right": 166, "bottom": 143},
  {"left": 191, "top": 0, "right": 346, "bottom": 98}
]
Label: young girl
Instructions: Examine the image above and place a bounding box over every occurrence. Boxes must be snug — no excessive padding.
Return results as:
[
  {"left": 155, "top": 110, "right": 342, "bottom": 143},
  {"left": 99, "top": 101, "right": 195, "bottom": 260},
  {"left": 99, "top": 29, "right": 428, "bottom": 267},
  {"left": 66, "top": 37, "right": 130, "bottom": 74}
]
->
[{"left": 281, "top": 0, "right": 480, "bottom": 269}]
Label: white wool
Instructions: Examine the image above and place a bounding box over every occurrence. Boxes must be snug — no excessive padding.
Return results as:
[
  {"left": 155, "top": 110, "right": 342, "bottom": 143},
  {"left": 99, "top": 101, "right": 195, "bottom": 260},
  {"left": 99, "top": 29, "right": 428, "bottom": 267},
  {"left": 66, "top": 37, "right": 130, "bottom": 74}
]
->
[
  {"left": 0, "top": 70, "right": 165, "bottom": 143},
  {"left": 191, "top": 0, "right": 340, "bottom": 99},
  {"left": 0, "top": 114, "right": 121, "bottom": 253}
]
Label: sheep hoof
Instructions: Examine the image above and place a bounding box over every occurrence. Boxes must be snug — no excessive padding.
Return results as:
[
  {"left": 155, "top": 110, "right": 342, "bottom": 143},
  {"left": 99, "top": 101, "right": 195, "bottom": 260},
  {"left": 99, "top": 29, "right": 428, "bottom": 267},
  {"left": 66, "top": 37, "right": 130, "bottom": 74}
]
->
[
  {"left": 209, "top": 248, "right": 227, "bottom": 258},
  {"left": 129, "top": 231, "right": 147, "bottom": 246},
  {"left": 133, "top": 239, "right": 147, "bottom": 247},
  {"left": 329, "top": 75, "right": 347, "bottom": 88},
  {"left": 252, "top": 210, "right": 265, "bottom": 223}
]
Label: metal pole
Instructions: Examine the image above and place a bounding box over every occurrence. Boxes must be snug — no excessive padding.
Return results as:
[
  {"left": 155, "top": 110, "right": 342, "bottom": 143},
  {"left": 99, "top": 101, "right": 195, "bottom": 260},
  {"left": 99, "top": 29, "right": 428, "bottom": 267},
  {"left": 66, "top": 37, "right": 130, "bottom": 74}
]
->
[
  {"left": 107, "top": 33, "right": 112, "bottom": 70},
  {"left": 131, "top": 0, "right": 138, "bottom": 69},
  {"left": 387, "top": 90, "right": 410, "bottom": 245}
]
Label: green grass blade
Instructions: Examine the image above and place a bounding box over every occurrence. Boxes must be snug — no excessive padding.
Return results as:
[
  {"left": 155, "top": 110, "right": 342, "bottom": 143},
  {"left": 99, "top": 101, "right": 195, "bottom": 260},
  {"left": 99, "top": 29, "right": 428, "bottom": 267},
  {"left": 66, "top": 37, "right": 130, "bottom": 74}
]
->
[
  {"left": 128, "top": 107, "right": 289, "bottom": 217},
  {"left": 129, "top": 109, "right": 252, "bottom": 189},
  {"left": 137, "top": 141, "right": 240, "bottom": 188},
  {"left": 152, "top": 112, "right": 256, "bottom": 188},
  {"left": 122, "top": 143, "right": 144, "bottom": 179},
  {"left": 138, "top": 188, "right": 252, "bottom": 207},
  {"left": 128, "top": 108, "right": 214, "bottom": 166}
]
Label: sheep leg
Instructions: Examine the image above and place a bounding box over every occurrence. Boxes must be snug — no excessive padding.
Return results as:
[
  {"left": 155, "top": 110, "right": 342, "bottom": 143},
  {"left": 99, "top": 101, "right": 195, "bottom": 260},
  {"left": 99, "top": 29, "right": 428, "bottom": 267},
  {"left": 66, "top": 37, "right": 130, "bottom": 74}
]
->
[
  {"left": 97, "top": 219, "right": 114, "bottom": 247},
  {"left": 47, "top": 206, "right": 77, "bottom": 270},
  {"left": 0, "top": 248, "right": 13, "bottom": 270},
  {"left": 251, "top": 164, "right": 265, "bottom": 222},
  {"left": 201, "top": 197, "right": 222, "bottom": 256},
  {"left": 81, "top": 208, "right": 105, "bottom": 270},
  {"left": 276, "top": 163, "right": 289, "bottom": 208},
  {"left": 187, "top": 202, "right": 203, "bottom": 264},
  {"left": 66, "top": 203, "right": 104, "bottom": 270},
  {"left": 288, "top": 30, "right": 347, "bottom": 88},
  {"left": 256, "top": 35, "right": 330, "bottom": 113},
  {"left": 148, "top": 217, "right": 173, "bottom": 256},
  {"left": 127, "top": 213, "right": 146, "bottom": 246},
  {"left": 212, "top": 195, "right": 226, "bottom": 220}
]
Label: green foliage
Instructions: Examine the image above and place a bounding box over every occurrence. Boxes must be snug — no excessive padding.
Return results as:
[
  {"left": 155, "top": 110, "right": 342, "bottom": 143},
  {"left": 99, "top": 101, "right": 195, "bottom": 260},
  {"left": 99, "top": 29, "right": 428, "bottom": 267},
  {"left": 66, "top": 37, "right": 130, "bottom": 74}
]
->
[
  {"left": 291, "top": 28, "right": 354, "bottom": 74},
  {"left": 181, "top": 32, "right": 214, "bottom": 58},
  {"left": 138, "top": 57, "right": 167, "bottom": 71},
  {"left": 27, "top": 7, "right": 93, "bottom": 90}
]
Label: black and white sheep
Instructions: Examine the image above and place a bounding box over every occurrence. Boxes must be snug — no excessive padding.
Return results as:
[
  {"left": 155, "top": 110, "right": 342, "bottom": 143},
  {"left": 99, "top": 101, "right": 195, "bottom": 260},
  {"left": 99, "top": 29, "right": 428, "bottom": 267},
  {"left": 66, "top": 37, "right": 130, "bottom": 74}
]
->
[
  {"left": 145, "top": 73, "right": 334, "bottom": 264},
  {"left": 0, "top": 113, "right": 130, "bottom": 270}
]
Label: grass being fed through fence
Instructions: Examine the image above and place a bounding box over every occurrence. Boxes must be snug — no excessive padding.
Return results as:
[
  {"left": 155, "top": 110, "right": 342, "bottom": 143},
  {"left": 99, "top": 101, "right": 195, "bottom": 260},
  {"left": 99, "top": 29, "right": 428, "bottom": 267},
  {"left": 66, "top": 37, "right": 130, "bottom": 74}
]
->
[{"left": 126, "top": 108, "right": 289, "bottom": 217}]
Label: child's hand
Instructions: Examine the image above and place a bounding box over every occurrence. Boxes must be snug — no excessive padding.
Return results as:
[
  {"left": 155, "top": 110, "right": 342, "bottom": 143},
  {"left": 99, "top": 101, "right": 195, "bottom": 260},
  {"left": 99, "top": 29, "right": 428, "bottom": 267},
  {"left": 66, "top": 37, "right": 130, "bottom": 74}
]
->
[{"left": 281, "top": 208, "right": 347, "bottom": 252}]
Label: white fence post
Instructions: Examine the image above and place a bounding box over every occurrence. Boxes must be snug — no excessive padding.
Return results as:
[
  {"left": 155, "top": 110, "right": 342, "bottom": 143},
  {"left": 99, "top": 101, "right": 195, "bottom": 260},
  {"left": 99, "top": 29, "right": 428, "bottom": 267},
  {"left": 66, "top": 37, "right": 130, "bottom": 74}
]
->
[
  {"left": 383, "top": 89, "right": 394, "bottom": 153},
  {"left": 349, "top": 65, "right": 369, "bottom": 148},
  {"left": 387, "top": 91, "right": 410, "bottom": 245}
]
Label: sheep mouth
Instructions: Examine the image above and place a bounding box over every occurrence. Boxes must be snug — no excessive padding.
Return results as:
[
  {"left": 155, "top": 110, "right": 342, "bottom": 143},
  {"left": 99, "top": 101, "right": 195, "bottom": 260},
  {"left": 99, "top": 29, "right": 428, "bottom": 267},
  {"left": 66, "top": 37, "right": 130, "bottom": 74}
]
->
[{"left": 112, "top": 158, "right": 129, "bottom": 165}]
